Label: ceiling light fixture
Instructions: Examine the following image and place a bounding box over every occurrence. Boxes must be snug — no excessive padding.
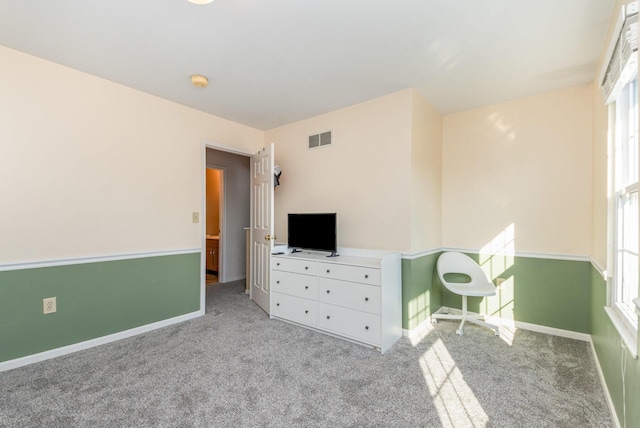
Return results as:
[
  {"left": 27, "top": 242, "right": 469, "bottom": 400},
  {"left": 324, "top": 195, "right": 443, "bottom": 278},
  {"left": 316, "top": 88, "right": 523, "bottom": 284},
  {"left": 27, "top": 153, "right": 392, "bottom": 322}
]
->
[
  {"left": 187, "top": 0, "right": 214, "bottom": 4},
  {"left": 190, "top": 74, "right": 209, "bottom": 88}
]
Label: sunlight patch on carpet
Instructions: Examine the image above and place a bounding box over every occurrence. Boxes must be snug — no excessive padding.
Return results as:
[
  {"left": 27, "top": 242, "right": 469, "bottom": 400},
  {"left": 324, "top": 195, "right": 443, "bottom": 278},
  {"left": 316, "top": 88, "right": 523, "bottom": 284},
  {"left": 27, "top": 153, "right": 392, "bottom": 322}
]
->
[{"left": 420, "top": 338, "right": 489, "bottom": 427}]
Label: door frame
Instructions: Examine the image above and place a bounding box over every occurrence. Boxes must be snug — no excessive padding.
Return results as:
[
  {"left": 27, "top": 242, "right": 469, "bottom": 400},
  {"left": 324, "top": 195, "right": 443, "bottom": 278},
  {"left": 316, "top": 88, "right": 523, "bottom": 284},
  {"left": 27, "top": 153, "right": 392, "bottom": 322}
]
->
[{"left": 200, "top": 140, "right": 254, "bottom": 314}]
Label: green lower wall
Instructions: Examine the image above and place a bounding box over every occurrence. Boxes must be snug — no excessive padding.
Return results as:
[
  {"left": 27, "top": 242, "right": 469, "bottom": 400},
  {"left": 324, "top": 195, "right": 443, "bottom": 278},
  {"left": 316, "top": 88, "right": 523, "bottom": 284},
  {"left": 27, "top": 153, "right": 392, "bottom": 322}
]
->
[
  {"left": 401, "top": 253, "right": 441, "bottom": 330},
  {"left": 590, "top": 265, "right": 640, "bottom": 427},
  {"left": 4, "top": 251, "right": 638, "bottom": 427},
  {"left": 0, "top": 253, "right": 200, "bottom": 363},
  {"left": 401, "top": 252, "right": 591, "bottom": 333},
  {"left": 440, "top": 255, "right": 592, "bottom": 332}
]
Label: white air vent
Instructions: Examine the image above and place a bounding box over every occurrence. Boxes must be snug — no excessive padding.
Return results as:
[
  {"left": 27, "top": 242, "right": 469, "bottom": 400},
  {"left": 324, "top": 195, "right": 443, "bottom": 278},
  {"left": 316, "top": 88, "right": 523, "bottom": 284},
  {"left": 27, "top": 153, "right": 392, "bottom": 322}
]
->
[{"left": 308, "top": 131, "right": 332, "bottom": 149}]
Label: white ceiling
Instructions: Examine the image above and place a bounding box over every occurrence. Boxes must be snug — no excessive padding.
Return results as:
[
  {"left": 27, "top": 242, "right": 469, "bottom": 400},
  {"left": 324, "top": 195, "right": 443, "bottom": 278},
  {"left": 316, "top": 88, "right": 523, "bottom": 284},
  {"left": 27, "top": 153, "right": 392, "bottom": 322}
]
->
[{"left": 0, "top": 0, "right": 616, "bottom": 130}]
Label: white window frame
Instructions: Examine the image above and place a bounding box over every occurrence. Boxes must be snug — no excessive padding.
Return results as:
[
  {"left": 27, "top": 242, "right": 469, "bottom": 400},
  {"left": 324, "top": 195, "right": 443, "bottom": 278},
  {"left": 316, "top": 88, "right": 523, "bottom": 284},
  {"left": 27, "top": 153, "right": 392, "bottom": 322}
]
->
[{"left": 602, "top": 3, "right": 639, "bottom": 359}]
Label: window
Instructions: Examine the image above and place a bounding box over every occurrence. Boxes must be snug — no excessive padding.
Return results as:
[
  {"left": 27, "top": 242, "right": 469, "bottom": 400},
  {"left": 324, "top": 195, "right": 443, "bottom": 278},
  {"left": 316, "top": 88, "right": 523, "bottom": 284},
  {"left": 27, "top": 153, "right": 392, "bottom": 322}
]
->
[
  {"left": 613, "top": 78, "right": 639, "bottom": 330},
  {"left": 601, "top": 3, "right": 638, "bottom": 356}
]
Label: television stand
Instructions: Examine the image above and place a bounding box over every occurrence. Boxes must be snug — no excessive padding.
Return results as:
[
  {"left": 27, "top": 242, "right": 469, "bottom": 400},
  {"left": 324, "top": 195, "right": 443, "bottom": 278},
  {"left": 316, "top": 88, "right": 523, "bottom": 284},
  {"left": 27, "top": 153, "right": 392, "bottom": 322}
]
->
[
  {"left": 270, "top": 251, "right": 401, "bottom": 353},
  {"left": 326, "top": 251, "right": 339, "bottom": 257}
]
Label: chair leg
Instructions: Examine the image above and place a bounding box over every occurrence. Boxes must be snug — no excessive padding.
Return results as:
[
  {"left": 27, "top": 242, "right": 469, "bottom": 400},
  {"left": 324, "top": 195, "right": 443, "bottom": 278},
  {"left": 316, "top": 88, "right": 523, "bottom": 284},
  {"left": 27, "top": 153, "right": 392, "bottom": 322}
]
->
[
  {"left": 467, "top": 317, "right": 500, "bottom": 335},
  {"left": 456, "top": 296, "right": 467, "bottom": 336}
]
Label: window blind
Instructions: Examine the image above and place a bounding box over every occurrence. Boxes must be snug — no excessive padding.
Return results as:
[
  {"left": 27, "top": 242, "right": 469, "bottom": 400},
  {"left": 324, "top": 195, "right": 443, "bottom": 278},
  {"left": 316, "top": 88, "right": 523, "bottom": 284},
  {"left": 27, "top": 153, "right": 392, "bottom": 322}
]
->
[{"left": 601, "top": 5, "right": 638, "bottom": 104}]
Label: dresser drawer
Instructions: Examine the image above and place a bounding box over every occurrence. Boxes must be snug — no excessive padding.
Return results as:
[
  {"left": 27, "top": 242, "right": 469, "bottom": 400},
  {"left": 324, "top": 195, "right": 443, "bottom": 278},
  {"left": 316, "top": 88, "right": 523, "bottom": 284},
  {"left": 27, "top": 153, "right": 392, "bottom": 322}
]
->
[
  {"left": 271, "top": 292, "right": 317, "bottom": 327},
  {"left": 319, "top": 278, "right": 380, "bottom": 315},
  {"left": 272, "top": 257, "right": 318, "bottom": 276},
  {"left": 319, "top": 262, "right": 380, "bottom": 285},
  {"left": 271, "top": 270, "right": 318, "bottom": 299},
  {"left": 318, "top": 303, "right": 380, "bottom": 345}
]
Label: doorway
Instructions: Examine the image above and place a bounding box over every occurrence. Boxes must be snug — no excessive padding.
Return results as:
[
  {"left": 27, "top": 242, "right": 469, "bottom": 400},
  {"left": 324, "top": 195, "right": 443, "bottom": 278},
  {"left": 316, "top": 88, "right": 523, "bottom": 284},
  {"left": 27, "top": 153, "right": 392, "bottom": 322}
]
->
[
  {"left": 205, "top": 167, "right": 224, "bottom": 285},
  {"left": 201, "top": 145, "right": 253, "bottom": 315}
]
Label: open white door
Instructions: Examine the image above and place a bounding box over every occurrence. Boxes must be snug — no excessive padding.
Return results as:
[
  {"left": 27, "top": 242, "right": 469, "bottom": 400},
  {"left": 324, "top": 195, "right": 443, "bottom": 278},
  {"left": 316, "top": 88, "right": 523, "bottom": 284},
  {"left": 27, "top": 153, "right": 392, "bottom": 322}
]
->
[{"left": 250, "top": 144, "right": 274, "bottom": 314}]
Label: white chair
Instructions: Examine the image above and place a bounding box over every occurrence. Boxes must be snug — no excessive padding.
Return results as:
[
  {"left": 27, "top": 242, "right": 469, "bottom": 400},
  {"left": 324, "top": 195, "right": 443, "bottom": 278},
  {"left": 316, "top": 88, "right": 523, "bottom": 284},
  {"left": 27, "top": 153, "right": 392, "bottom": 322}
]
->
[{"left": 432, "top": 251, "right": 499, "bottom": 336}]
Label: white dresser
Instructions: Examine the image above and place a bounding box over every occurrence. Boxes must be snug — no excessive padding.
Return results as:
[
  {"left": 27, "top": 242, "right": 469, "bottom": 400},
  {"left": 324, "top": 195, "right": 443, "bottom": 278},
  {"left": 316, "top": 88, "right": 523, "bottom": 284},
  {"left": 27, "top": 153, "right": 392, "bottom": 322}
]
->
[{"left": 270, "top": 251, "right": 401, "bottom": 353}]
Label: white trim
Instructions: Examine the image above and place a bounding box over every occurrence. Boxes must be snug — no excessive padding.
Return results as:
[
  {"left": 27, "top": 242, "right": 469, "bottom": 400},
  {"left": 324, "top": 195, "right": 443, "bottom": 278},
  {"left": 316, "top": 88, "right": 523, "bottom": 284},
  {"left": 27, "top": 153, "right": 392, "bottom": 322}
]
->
[
  {"left": 0, "top": 311, "right": 202, "bottom": 373},
  {"left": 201, "top": 139, "right": 255, "bottom": 157},
  {"left": 430, "top": 246, "right": 590, "bottom": 262},
  {"left": 404, "top": 307, "right": 591, "bottom": 342},
  {"left": 402, "top": 317, "right": 436, "bottom": 345},
  {"left": 0, "top": 248, "right": 201, "bottom": 272},
  {"left": 591, "top": 259, "right": 608, "bottom": 279},
  {"left": 201, "top": 143, "right": 208, "bottom": 314},
  {"left": 590, "top": 339, "right": 623, "bottom": 428},
  {"left": 604, "top": 306, "right": 639, "bottom": 358},
  {"left": 400, "top": 247, "right": 591, "bottom": 262},
  {"left": 510, "top": 319, "right": 591, "bottom": 342},
  {"left": 401, "top": 248, "right": 441, "bottom": 260}
]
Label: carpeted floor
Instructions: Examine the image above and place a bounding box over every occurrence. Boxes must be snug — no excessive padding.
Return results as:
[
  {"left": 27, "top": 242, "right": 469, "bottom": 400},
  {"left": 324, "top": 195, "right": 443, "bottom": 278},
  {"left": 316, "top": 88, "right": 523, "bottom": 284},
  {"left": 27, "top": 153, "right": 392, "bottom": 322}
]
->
[{"left": 1, "top": 280, "right": 613, "bottom": 427}]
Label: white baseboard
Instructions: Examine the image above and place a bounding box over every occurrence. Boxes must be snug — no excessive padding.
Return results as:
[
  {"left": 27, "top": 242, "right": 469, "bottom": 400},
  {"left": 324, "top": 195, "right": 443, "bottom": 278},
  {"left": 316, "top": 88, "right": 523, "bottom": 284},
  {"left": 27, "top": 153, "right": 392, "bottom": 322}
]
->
[
  {"left": 508, "top": 319, "right": 590, "bottom": 342},
  {"left": 403, "top": 307, "right": 590, "bottom": 342},
  {"left": 0, "top": 311, "right": 202, "bottom": 373},
  {"left": 402, "top": 317, "right": 436, "bottom": 345},
  {"left": 589, "top": 339, "right": 621, "bottom": 428}
]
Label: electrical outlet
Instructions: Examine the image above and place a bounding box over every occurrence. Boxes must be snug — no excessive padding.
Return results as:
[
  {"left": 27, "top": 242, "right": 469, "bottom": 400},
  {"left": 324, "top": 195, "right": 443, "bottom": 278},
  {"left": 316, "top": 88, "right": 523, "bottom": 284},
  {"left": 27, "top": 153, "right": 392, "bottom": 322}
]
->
[
  {"left": 192, "top": 212, "right": 200, "bottom": 223},
  {"left": 496, "top": 278, "right": 506, "bottom": 287},
  {"left": 43, "top": 297, "right": 56, "bottom": 314}
]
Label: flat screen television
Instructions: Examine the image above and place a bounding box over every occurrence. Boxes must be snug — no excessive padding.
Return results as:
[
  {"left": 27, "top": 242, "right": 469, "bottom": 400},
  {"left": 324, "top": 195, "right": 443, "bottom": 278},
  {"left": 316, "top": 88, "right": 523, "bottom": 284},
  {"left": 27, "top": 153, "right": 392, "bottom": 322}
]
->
[{"left": 287, "top": 213, "right": 338, "bottom": 257}]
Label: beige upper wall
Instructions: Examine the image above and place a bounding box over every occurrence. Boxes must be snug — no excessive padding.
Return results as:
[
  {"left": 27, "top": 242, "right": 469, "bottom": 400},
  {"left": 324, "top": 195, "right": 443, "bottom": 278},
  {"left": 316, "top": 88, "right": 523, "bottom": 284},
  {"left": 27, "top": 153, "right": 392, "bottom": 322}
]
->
[
  {"left": 265, "top": 89, "right": 414, "bottom": 252},
  {"left": 442, "top": 84, "right": 593, "bottom": 256},
  {"left": 411, "top": 90, "right": 442, "bottom": 251},
  {"left": 0, "top": 46, "right": 263, "bottom": 264}
]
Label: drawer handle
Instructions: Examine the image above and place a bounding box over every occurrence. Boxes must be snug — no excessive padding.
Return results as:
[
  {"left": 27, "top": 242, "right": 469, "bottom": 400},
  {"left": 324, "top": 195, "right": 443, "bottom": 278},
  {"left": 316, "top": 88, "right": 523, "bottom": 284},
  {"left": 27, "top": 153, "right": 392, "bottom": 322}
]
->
[
  {"left": 326, "top": 290, "right": 330, "bottom": 294},
  {"left": 365, "top": 297, "right": 369, "bottom": 302},
  {"left": 277, "top": 280, "right": 280, "bottom": 284},
  {"left": 365, "top": 326, "right": 369, "bottom": 330},
  {"left": 277, "top": 263, "right": 280, "bottom": 266},
  {"left": 305, "top": 266, "right": 309, "bottom": 270},
  {"left": 364, "top": 274, "right": 369, "bottom": 279},
  {"left": 276, "top": 303, "right": 280, "bottom": 306},
  {"left": 305, "top": 286, "right": 309, "bottom": 289},
  {"left": 305, "top": 310, "right": 309, "bottom": 314},
  {"left": 326, "top": 269, "right": 330, "bottom": 273},
  {"left": 326, "top": 316, "right": 330, "bottom": 320}
]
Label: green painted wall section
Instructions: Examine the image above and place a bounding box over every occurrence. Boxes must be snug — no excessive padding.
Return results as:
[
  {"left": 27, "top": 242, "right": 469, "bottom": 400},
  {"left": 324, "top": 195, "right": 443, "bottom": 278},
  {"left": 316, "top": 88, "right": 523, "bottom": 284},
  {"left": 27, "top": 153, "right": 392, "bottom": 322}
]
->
[
  {"left": 590, "top": 265, "right": 640, "bottom": 428},
  {"left": 5, "top": 249, "right": 637, "bottom": 428},
  {"left": 439, "top": 254, "right": 592, "bottom": 333},
  {"left": 403, "top": 252, "right": 592, "bottom": 333},
  {"left": 0, "top": 253, "right": 200, "bottom": 363},
  {"left": 401, "top": 253, "right": 440, "bottom": 330}
]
